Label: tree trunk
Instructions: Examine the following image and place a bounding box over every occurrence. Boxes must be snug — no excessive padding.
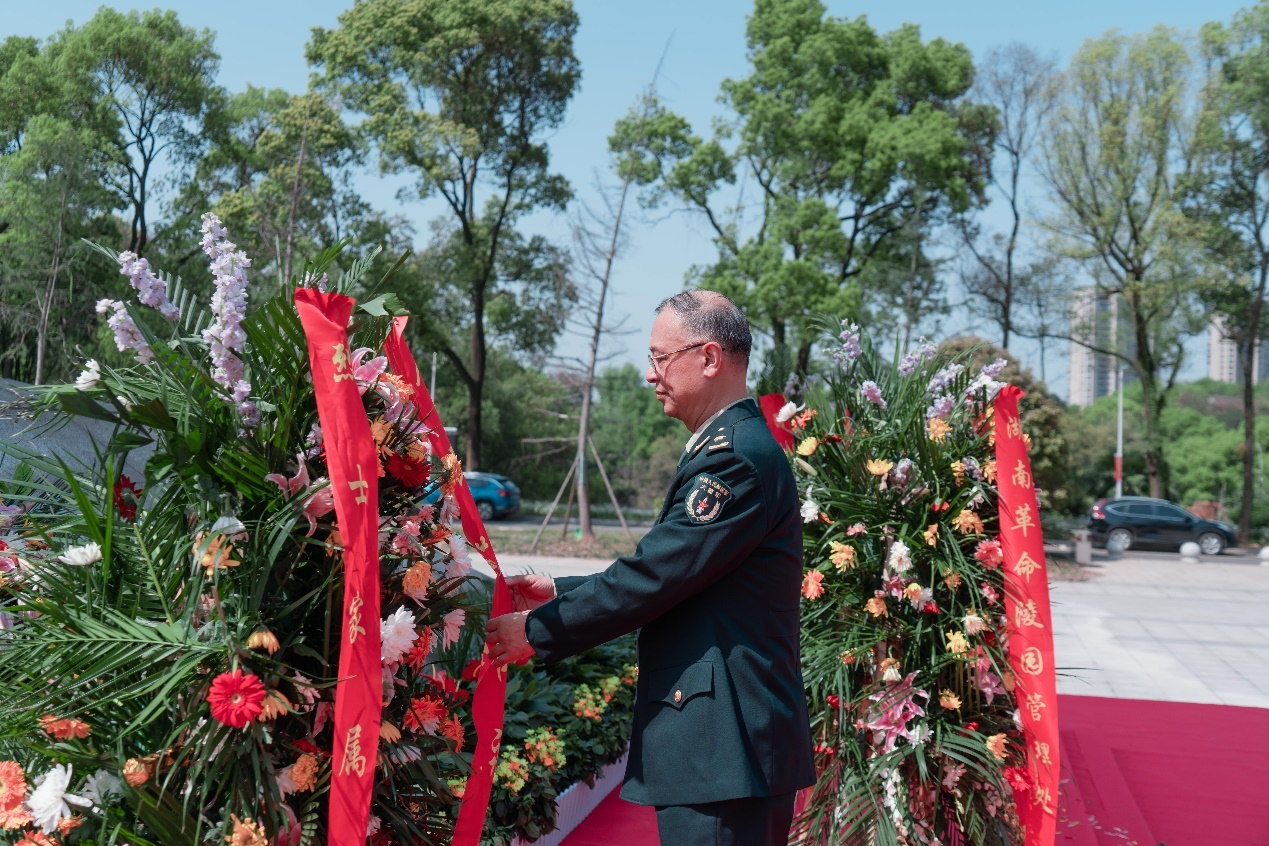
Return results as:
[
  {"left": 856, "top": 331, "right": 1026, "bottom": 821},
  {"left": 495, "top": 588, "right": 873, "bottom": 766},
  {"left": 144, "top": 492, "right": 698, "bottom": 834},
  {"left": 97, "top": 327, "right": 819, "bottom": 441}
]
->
[
  {"left": 35, "top": 185, "right": 68, "bottom": 386},
  {"left": 466, "top": 279, "right": 486, "bottom": 472},
  {"left": 283, "top": 104, "right": 312, "bottom": 284}
]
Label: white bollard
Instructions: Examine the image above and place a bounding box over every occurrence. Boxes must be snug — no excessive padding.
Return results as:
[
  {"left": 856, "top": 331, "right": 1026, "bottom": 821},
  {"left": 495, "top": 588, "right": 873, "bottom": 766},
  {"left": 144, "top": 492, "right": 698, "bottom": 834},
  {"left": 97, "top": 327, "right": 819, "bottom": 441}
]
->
[
  {"left": 1179, "top": 541, "right": 1200, "bottom": 563},
  {"left": 1259, "top": 546, "right": 1269, "bottom": 566}
]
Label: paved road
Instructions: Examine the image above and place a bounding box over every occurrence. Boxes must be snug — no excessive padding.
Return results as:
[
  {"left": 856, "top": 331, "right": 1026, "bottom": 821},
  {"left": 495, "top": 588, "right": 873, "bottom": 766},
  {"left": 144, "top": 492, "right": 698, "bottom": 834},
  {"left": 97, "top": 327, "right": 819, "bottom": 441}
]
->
[
  {"left": 476, "top": 547, "right": 1269, "bottom": 708},
  {"left": 1051, "top": 548, "right": 1269, "bottom": 708}
]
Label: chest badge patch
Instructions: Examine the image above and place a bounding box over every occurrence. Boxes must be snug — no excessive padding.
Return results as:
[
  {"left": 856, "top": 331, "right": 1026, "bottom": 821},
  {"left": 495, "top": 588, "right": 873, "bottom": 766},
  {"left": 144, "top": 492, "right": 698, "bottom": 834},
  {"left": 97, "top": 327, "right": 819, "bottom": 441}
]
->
[{"left": 685, "top": 473, "right": 732, "bottom": 524}]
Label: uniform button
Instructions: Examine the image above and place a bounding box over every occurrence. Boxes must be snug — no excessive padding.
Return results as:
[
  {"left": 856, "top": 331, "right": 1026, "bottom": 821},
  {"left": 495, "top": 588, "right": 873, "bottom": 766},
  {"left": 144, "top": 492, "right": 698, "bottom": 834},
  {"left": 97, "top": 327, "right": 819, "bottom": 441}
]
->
[{"left": 673, "top": 689, "right": 683, "bottom": 703}]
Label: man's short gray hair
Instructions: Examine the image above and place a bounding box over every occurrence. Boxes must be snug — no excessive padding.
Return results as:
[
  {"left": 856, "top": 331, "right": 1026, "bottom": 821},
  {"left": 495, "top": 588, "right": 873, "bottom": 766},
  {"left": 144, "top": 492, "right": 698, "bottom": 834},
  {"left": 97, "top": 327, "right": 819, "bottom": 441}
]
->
[{"left": 655, "top": 291, "right": 752, "bottom": 365}]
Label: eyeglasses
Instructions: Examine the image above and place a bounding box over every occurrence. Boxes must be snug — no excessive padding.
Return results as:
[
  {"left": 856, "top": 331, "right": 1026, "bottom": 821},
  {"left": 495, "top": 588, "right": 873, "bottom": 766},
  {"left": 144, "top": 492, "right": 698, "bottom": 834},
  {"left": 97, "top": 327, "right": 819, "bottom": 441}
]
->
[{"left": 647, "top": 341, "right": 715, "bottom": 374}]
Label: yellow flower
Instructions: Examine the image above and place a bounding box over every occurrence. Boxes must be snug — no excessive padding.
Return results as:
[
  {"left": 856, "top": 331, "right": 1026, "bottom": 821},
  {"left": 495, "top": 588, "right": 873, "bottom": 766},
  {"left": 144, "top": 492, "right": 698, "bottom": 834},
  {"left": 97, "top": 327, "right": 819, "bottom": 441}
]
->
[
  {"left": 865, "top": 597, "right": 888, "bottom": 618},
  {"left": 950, "top": 460, "right": 965, "bottom": 485},
  {"left": 903, "top": 583, "right": 925, "bottom": 603},
  {"left": 865, "top": 458, "right": 893, "bottom": 477},
  {"left": 982, "top": 459, "right": 998, "bottom": 483},
  {"left": 951, "top": 510, "right": 984, "bottom": 535},
  {"left": 939, "top": 689, "right": 961, "bottom": 710},
  {"left": 923, "top": 524, "right": 939, "bottom": 546},
  {"left": 246, "top": 629, "right": 280, "bottom": 655},
  {"left": 927, "top": 418, "right": 951, "bottom": 442},
  {"left": 985, "top": 733, "right": 1008, "bottom": 761},
  {"left": 796, "top": 437, "right": 819, "bottom": 456},
  {"left": 401, "top": 561, "right": 433, "bottom": 601},
  {"left": 946, "top": 631, "right": 969, "bottom": 654},
  {"left": 829, "top": 541, "right": 856, "bottom": 571}
]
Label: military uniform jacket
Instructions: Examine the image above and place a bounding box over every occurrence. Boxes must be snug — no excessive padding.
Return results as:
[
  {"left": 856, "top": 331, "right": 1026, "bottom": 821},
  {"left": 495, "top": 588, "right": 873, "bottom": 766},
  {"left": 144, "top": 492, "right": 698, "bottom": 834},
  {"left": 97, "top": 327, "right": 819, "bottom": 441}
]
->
[{"left": 524, "top": 398, "right": 816, "bottom": 806}]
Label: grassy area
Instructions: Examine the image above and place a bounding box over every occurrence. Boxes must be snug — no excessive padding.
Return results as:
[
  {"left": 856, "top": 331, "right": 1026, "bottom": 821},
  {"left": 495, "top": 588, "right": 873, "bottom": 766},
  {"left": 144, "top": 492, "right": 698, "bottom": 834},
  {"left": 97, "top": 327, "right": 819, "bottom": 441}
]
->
[{"left": 484, "top": 525, "right": 646, "bottom": 559}]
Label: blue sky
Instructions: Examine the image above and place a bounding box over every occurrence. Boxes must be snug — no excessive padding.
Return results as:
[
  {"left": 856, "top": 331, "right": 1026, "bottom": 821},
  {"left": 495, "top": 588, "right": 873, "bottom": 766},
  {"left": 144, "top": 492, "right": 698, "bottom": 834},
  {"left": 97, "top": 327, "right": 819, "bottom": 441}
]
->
[{"left": 6, "top": 1, "right": 1251, "bottom": 399}]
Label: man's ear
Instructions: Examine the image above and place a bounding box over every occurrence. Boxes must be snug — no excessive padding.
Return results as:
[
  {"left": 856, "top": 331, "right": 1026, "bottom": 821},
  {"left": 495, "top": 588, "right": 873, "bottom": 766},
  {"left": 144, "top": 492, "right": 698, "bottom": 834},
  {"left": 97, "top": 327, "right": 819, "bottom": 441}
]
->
[{"left": 701, "top": 341, "right": 726, "bottom": 376}]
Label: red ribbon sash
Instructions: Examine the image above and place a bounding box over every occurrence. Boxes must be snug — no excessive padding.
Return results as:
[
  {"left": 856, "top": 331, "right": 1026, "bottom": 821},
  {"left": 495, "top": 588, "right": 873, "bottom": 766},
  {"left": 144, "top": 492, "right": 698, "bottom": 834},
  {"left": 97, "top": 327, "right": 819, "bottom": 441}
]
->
[
  {"left": 383, "top": 318, "right": 513, "bottom": 846},
  {"left": 295, "top": 290, "right": 383, "bottom": 845},
  {"left": 994, "top": 386, "right": 1060, "bottom": 846},
  {"left": 758, "top": 393, "right": 796, "bottom": 451}
]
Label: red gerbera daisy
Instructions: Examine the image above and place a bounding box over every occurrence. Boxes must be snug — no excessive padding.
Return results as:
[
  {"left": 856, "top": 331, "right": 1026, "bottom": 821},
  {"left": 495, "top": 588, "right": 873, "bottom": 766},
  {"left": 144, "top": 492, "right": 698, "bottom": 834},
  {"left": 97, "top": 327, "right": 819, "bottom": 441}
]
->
[
  {"left": 385, "top": 453, "right": 430, "bottom": 489},
  {"left": 207, "top": 669, "right": 266, "bottom": 728},
  {"left": 113, "top": 475, "right": 142, "bottom": 521}
]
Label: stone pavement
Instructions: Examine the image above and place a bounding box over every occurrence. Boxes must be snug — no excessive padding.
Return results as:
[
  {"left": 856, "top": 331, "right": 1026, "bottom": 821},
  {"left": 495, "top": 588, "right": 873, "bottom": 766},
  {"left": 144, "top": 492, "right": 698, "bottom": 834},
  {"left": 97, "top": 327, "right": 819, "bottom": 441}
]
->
[
  {"left": 474, "top": 549, "right": 1269, "bottom": 708},
  {"left": 1050, "top": 550, "right": 1269, "bottom": 708}
]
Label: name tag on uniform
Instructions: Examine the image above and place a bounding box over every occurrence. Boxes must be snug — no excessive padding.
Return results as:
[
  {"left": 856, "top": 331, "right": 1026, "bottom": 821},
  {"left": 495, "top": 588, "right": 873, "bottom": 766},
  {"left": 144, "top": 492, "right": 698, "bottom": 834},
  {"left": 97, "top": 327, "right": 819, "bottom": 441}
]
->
[{"left": 685, "top": 473, "right": 732, "bottom": 524}]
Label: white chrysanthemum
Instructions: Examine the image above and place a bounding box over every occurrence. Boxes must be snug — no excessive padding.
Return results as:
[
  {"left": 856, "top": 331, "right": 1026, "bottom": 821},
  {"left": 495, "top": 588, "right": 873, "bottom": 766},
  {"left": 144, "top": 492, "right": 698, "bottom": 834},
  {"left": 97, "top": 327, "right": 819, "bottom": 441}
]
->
[
  {"left": 380, "top": 606, "right": 418, "bottom": 665},
  {"left": 74, "top": 360, "right": 101, "bottom": 391},
  {"left": 887, "top": 540, "right": 913, "bottom": 574},
  {"left": 80, "top": 769, "right": 122, "bottom": 809},
  {"left": 963, "top": 613, "right": 987, "bottom": 635},
  {"left": 800, "top": 487, "right": 819, "bottom": 524},
  {"left": 882, "top": 664, "right": 902, "bottom": 683},
  {"left": 775, "top": 401, "right": 801, "bottom": 423},
  {"left": 58, "top": 542, "right": 102, "bottom": 567},
  {"left": 442, "top": 609, "right": 465, "bottom": 647},
  {"left": 27, "top": 764, "right": 91, "bottom": 834},
  {"left": 445, "top": 535, "right": 472, "bottom": 579},
  {"left": 275, "top": 766, "right": 297, "bottom": 798}
]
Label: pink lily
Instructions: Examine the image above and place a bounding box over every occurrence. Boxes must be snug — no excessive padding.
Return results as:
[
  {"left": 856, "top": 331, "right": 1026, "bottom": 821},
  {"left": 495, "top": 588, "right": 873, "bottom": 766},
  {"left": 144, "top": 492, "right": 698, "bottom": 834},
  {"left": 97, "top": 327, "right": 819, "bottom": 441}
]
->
[
  {"left": 265, "top": 453, "right": 310, "bottom": 499},
  {"left": 351, "top": 347, "right": 389, "bottom": 394},
  {"left": 300, "top": 480, "right": 335, "bottom": 536}
]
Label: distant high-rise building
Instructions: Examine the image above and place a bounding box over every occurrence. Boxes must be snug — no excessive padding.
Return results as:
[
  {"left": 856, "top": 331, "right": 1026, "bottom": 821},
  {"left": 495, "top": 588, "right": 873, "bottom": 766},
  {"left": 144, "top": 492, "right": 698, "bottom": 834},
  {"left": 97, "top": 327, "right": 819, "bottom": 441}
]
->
[
  {"left": 1208, "top": 316, "right": 1269, "bottom": 384},
  {"left": 1068, "top": 289, "right": 1132, "bottom": 407}
]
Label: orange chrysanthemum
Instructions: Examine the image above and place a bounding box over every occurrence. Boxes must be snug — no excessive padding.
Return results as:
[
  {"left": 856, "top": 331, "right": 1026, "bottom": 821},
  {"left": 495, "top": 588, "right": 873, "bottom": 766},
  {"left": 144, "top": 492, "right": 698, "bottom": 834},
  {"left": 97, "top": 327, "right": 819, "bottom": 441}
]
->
[
  {"left": 256, "top": 689, "right": 291, "bottom": 722},
  {"left": 245, "top": 629, "right": 280, "bottom": 655},
  {"left": 39, "top": 715, "right": 91, "bottom": 740},
  {"left": 865, "top": 597, "right": 887, "bottom": 618},
  {"left": 401, "top": 561, "right": 433, "bottom": 601},
  {"left": 939, "top": 689, "right": 962, "bottom": 710},
  {"left": 950, "top": 460, "right": 966, "bottom": 485},
  {"left": 791, "top": 408, "right": 817, "bottom": 430},
  {"left": 982, "top": 459, "right": 998, "bottom": 483},
  {"left": 122, "top": 757, "right": 151, "bottom": 787},
  {"left": 290, "top": 754, "right": 319, "bottom": 793},
  {"left": 801, "top": 570, "right": 825, "bottom": 601},
  {"left": 15, "top": 832, "right": 57, "bottom": 846},
  {"left": 985, "top": 733, "right": 1008, "bottom": 761},
  {"left": 379, "top": 722, "right": 402, "bottom": 743},
  {"left": 0, "top": 761, "right": 30, "bottom": 830},
  {"left": 440, "top": 716, "right": 465, "bottom": 751},
  {"left": 440, "top": 453, "right": 463, "bottom": 494},
  {"left": 404, "top": 626, "right": 435, "bottom": 672},
  {"left": 207, "top": 669, "right": 266, "bottom": 728}
]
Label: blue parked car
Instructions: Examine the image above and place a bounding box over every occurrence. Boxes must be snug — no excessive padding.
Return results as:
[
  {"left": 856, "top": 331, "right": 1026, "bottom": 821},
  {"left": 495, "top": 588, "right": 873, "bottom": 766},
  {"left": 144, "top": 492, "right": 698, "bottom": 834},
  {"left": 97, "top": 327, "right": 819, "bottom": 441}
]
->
[{"left": 425, "top": 471, "right": 521, "bottom": 521}]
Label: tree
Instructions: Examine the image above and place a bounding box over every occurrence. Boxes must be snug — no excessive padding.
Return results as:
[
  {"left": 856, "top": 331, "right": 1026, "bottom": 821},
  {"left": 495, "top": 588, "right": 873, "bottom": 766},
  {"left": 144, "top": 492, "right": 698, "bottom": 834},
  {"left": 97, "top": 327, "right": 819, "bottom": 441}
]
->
[
  {"left": 179, "top": 86, "right": 390, "bottom": 283},
  {"left": 957, "top": 43, "right": 1059, "bottom": 352},
  {"left": 1182, "top": 6, "right": 1269, "bottom": 543},
  {"left": 629, "top": 0, "right": 993, "bottom": 374},
  {"left": 0, "top": 115, "right": 117, "bottom": 384},
  {"left": 308, "top": 0, "right": 581, "bottom": 471},
  {"left": 1041, "top": 27, "right": 1205, "bottom": 498},
  {"left": 50, "top": 7, "right": 222, "bottom": 255}
]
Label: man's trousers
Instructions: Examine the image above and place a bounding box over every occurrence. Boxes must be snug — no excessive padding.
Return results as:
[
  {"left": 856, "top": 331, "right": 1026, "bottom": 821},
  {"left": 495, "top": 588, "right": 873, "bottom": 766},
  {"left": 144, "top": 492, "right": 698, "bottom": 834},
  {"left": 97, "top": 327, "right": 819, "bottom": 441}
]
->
[{"left": 654, "top": 792, "right": 796, "bottom": 846}]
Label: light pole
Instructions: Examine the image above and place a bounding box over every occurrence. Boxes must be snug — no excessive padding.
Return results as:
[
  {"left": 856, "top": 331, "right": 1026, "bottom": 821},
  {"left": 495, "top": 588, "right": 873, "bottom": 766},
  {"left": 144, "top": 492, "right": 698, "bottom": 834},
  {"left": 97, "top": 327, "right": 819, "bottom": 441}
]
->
[{"left": 1115, "top": 364, "right": 1126, "bottom": 498}]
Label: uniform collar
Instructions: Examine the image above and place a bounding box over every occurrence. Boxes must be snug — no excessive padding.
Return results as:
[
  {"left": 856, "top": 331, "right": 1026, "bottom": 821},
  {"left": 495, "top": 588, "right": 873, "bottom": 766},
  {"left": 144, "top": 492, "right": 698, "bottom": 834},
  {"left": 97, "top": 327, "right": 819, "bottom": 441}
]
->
[{"left": 683, "top": 397, "right": 757, "bottom": 453}]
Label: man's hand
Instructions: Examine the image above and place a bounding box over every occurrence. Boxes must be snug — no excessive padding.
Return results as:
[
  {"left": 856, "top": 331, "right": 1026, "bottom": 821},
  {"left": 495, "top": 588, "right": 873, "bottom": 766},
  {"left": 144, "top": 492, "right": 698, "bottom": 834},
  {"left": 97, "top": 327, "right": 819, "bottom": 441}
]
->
[
  {"left": 507, "top": 573, "right": 556, "bottom": 612},
  {"left": 485, "top": 611, "right": 536, "bottom": 668}
]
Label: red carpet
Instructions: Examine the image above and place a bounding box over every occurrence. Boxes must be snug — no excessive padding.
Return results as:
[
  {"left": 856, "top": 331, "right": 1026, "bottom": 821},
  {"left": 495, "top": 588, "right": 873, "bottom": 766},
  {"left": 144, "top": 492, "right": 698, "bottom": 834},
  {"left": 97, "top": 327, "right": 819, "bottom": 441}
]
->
[{"left": 563, "top": 696, "right": 1269, "bottom": 846}]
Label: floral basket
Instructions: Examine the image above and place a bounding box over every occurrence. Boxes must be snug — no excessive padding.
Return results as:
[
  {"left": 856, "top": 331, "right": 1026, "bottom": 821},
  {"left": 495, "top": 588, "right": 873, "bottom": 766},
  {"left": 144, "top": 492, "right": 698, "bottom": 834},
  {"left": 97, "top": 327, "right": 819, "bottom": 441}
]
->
[
  {"left": 784, "top": 322, "right": 1055, "bottom": 846},
  {"left": 0, "top": 217, "right": 486, "bottom": 845}
]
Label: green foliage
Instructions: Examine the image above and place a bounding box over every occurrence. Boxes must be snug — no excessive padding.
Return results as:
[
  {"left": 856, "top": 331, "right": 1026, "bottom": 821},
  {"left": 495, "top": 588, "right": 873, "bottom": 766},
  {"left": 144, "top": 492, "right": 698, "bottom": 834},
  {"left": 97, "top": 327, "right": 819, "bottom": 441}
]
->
[
  {"left": 1043, "top": 26, "right": 1207, "bottom": 498},
  {"left": 622, "top": 0, "right": 994, "bottom": 370},
  {"left": 309, "top": 0, "right": 582, "bottom": 471}
]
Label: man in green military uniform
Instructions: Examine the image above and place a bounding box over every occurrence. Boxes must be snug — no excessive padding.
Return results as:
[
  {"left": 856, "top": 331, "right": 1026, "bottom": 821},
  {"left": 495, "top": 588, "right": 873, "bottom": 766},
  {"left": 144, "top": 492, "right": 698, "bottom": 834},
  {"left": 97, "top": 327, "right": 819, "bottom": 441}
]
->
[{"left": 485, "top": 291, "right": 814, "bottom": 845}]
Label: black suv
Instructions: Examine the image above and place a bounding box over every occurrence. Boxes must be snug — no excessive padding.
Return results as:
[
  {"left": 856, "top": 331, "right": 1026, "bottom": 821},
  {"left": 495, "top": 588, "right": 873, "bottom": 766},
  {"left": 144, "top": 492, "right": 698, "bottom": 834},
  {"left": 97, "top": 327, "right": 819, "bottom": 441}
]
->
[{"left": 1087, "top": 496, "right": 1236, "bottom": 555}]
